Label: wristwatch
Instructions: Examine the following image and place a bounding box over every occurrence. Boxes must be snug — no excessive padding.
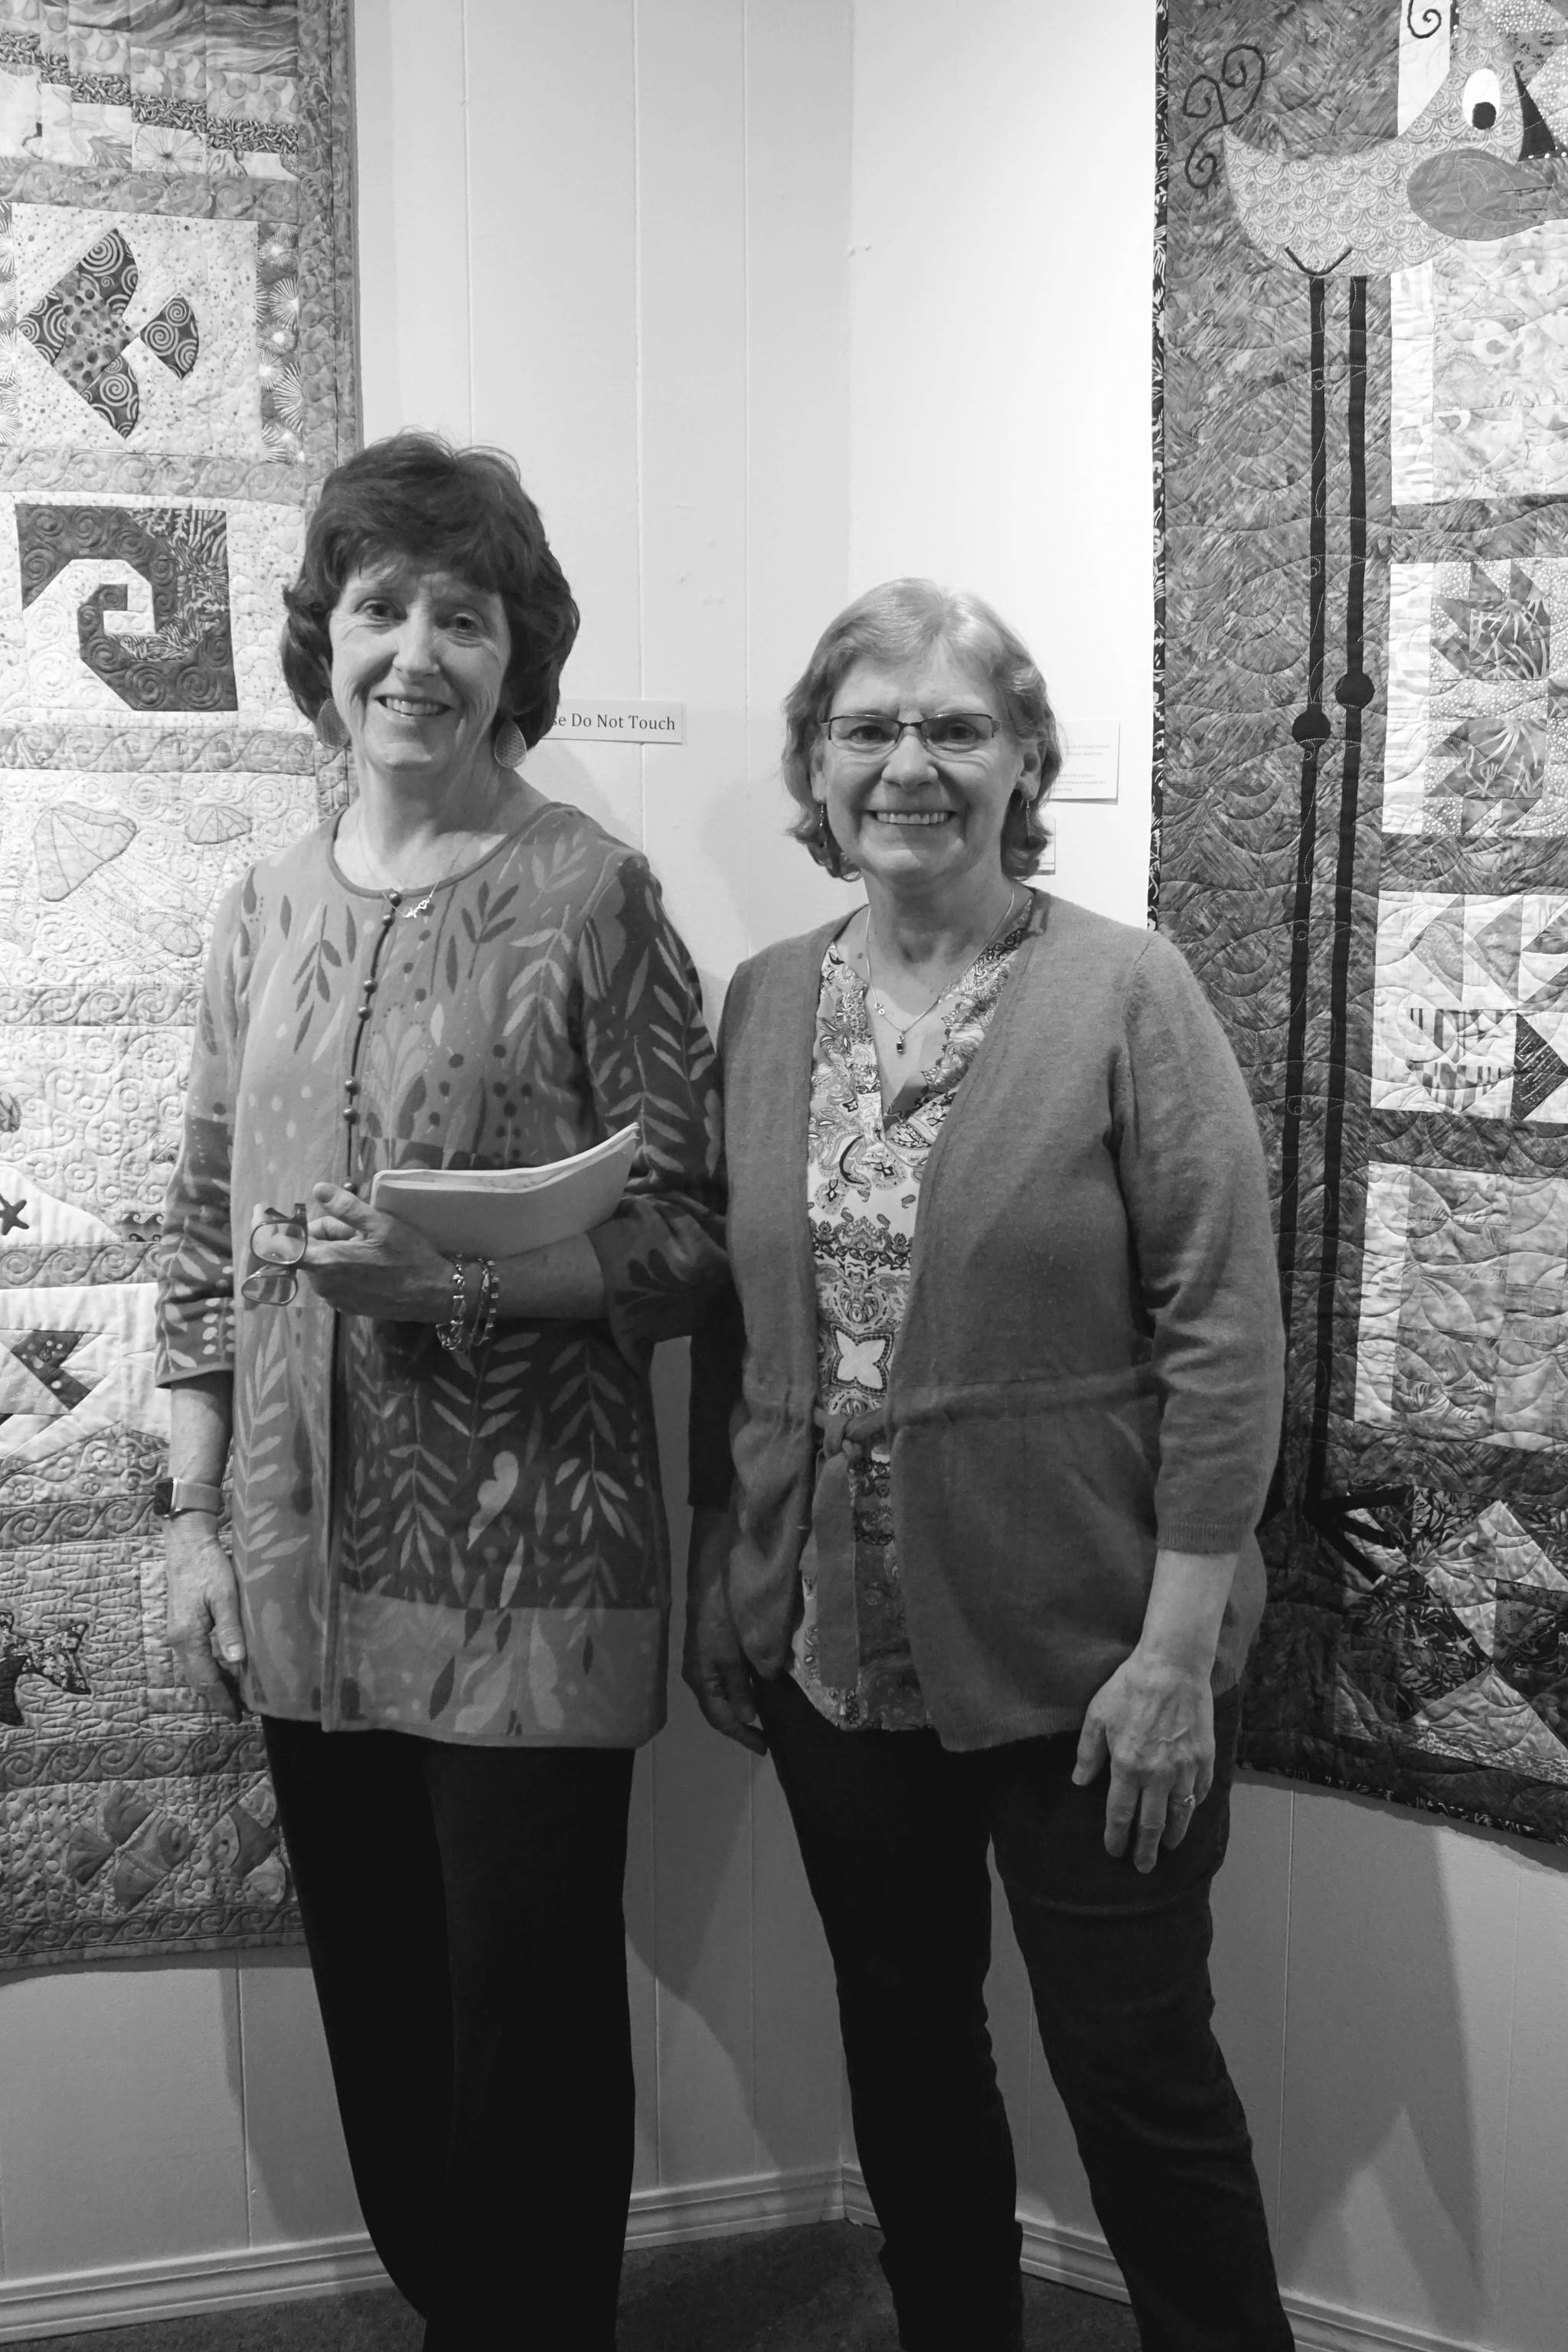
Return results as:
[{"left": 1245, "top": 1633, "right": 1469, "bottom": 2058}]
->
[{"left": 152, "top": 1476, "right": 224, "bottom": 1520}]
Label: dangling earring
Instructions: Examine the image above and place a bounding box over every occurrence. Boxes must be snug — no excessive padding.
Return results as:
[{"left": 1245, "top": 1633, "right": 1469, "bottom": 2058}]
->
[
  {"left": 815, "top": 800, "right": 831, "bottom": 850},
  {"left": 315, "top": 699, "right": 350, "bottom": 750},
  {"left": 493, "top": 717, "right": 528, "bottom": 769}
]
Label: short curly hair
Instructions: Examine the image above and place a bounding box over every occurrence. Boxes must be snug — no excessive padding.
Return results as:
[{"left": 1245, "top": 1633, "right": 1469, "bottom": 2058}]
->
[
  {"left": 280, "top": 432, "right": 580, "bottom": 748},
  {"left": 780, "top": 579, "right": 1063, "bottom": 883}
]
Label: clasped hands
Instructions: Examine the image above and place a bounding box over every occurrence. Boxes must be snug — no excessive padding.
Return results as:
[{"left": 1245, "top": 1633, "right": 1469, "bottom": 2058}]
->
[{"left": 293, "top": 1182, "right": 453, "bottom": 1321}]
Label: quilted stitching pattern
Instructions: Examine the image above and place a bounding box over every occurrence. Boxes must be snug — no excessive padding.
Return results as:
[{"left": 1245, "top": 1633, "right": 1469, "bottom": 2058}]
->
[
  {"left": 1162, "top": 0, "right": 1568, "bottom": 1841},
  {"left": 0, "top": 0, "right": 355, "bottom": 1968}
]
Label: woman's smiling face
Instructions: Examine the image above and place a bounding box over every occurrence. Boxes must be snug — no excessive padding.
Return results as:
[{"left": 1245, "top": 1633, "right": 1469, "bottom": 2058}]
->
[
  {"left": 327, "top": 559, "right": 512, "bottom": 785},
  {"left": 812, "top": 649, "right": 1037, "bottom": 895}
]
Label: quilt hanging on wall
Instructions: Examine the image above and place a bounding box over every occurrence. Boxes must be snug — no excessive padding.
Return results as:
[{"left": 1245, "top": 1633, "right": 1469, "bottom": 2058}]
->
[
  {"left": 1160, "top": 0, "right": 1568, "bottom": 1841},
  {"left": 0, "top": 0, "right": 354, "bottom": 1967}
]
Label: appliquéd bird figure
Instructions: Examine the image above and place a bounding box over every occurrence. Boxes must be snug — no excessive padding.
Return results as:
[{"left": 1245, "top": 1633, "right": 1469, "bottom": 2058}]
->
[
  {"left": 1202, "top": 0, "right": 1568, "bottom": 1534},
  {"left": 1224, "top": 4, "right": 1561, "bottom": 276}
]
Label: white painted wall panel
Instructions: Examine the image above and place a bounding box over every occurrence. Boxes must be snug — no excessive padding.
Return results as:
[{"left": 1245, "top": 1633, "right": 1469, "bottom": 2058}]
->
[
  {"left": 0, "top": 1966, "right": 248, "bottom": 2276},
  {"left": 1496, "top": 1851, "right": 1568, "bottom": 2352},
  {"left": 1278, "top": 1798, "right": 1515, "bottom": 2344},
  {"left": 1207, "top": 1779, "right": 1293, "bottom": 2235},
  {"left": 847, "top": 0, "right": 1159, "bottom": 927},
  {"left": 238, "top": 1960, "right": 361, "bottom": 2247},
  {"left": 737, "top": 0, "right": 859, "bottom": 956}
]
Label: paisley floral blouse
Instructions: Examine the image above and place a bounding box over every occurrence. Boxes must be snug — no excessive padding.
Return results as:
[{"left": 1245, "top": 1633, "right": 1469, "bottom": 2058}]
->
[
  {"left": 794, "top": 899, "right": 1041, "bottom": 1729},
  {"left": 156, "top": 802, "right": 726, "bottom": 1747}
]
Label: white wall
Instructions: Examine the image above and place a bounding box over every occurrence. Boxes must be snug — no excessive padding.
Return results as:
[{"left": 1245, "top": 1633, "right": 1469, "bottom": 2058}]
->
[{"left": 5, "top": 8, "right": 1568, "bottom": 2351}]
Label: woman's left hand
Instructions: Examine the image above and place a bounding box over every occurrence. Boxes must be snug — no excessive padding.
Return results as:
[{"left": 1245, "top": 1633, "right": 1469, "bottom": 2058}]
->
[
  {"left": 299, "top": 1184, "right": 452, "bottom": 1322},
  {"left": 1072, "top": 1649, "right": 1215, "bottom": 1875}
]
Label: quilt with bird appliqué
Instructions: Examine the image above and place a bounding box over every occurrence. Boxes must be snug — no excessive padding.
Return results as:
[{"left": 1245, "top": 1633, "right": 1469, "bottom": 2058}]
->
[{"left": 1158, "top": 0, "right": 1568, "bottom": 1840}]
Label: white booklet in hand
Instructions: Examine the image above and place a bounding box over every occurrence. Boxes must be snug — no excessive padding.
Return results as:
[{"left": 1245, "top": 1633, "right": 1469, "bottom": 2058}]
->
[{"left": 370, "top": 1125, "right": 641, "bottom": 1258}]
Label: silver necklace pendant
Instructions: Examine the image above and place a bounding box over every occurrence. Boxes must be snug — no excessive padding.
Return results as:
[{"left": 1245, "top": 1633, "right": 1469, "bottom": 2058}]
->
[{"left": 864, "top": 888, "right": 1023, "bottom": 1060}]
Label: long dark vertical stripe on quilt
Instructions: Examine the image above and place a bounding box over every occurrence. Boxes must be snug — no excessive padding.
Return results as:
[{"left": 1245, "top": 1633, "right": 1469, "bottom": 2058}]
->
[
  {"left": 1159, "top": 0, "right": 1568, "bottom": 1842},
  {"left": 0, "top": 2, "right": 356, "bottom": 1965}
]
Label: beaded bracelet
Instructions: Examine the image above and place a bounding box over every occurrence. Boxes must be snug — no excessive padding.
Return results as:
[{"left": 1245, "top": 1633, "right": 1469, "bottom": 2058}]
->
[
  {"left": 436, "top": 1256, "right": 469, "bottom": 1354},
  {"left": 436, "top": 1255, "right": 498, "bottom": 1354},
  {"left": 471, "top": 1256, "right": 498, "bottom": 1351}
]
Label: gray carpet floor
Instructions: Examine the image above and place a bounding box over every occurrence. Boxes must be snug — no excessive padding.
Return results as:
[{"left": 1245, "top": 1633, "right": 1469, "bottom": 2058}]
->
[{"left": 14, "top": 2223, "right": 1139, "bottom": 2349}]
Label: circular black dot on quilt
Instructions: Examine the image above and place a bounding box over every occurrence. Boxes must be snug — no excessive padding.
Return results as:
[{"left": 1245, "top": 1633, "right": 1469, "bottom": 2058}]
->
[
  {"left": 1292, "top": 706, "right": 1331, "bottom": 745},
  {"left": 1334, "top": 670, "right": 1376, "bottom": 710}
]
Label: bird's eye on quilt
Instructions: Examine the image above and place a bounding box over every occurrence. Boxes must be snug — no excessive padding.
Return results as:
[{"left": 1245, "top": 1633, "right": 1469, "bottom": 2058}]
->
[{"left": 1461, "top": 67, "right": 1501, "bottom": 131}]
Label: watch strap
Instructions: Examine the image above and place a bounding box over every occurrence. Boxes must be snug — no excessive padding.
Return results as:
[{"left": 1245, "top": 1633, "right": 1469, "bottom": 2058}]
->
[{"left": 156, "top": 1476, "right": 224, "bottom": 1518}]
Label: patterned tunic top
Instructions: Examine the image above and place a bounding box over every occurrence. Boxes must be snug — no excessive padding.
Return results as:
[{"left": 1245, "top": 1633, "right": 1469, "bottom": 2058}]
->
[
  {"left": 793, "top": 900, "right": 1040, "bottom": 1729},
  {"left": 156, "top": 802, "right": 726, "bottom": 1747}
]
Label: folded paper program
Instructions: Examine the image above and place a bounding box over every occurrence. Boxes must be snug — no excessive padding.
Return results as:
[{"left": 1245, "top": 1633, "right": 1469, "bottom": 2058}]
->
[{"left": 370, "top": 1126, "right": 641, "bottom": 1258}]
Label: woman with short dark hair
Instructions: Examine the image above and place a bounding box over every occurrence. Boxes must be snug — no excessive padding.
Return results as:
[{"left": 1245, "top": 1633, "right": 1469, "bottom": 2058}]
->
[
  {"left": 156, "top": 431, "right": 725, "bottom": 2349},
  {"left": 687, "top": 579, "right": 1292, "bottom": 2351}
]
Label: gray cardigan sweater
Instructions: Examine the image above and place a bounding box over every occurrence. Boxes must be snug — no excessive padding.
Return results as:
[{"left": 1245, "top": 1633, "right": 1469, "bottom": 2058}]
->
[{"left": 690, "top": 893, "right": 1285, "bottom": 1750}]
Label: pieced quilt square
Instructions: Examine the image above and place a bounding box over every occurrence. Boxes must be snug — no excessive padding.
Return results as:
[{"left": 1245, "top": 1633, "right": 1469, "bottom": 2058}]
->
[
  {"left": 0, "top": 492, "right": 308, "bottom": 725},
  {"left": 1372, "top": 890, "right": 1568, "bottom": 1121},
  {"left": 1356, "top": 1161, "right": 1568, "bottom": 1447},
  {"left": 1384, "top": 557, "right": 1568, "bottom": 838},
  {"left": 0, "top": 2, "right": 301, "bottom": 181},
  {"left": 3, "top": 203, "right": 302, "bottom": 458},
  {"left": 1393, "top": 219, "right": 1568, "bottom": 507}
]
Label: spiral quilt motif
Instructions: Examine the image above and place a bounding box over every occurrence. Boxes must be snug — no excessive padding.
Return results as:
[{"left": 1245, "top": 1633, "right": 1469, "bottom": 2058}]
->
[{"left": 140, "top": 295, "right": 199, "bottom": 381}]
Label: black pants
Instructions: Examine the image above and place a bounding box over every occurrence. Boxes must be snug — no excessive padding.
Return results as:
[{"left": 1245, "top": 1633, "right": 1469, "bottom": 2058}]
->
[
  {"left": 263, "top": 1717, "right": 636, "bottom": 2352},
  {"left": 755, "top": 1674, "right": 1294, "bottom": 2352}
]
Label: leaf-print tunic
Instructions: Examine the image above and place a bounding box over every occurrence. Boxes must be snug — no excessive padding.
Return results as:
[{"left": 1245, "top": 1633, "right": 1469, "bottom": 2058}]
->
[
  {"left": 795, "top": 903, "right": 1039, "bottom": 1730},
  {"left": 155, "top": 802, "right": 726, "bottom": 1746}
]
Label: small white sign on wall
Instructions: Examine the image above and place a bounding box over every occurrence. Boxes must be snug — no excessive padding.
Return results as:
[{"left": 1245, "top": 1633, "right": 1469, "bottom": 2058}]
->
[
  {"left": 547, "top": 698, "right": 686, "bottom": 744},
  {"left": 1054, "top": 721, "right": 1120, "bottom": 802}
]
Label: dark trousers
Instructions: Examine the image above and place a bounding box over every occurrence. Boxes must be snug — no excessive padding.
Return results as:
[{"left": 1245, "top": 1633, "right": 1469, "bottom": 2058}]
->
[
  {"left": 263, "top": 1717, "right": 636, "bottom": 2352},
  {"left": 754, "top": 1674, "right": 1293, "bottom": 2352}
]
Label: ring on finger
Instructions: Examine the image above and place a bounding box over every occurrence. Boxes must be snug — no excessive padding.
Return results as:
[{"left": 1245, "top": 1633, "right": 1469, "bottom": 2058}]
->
[{"left": 1169, "top": 1792, "right": 1197, "bottom": 1815}]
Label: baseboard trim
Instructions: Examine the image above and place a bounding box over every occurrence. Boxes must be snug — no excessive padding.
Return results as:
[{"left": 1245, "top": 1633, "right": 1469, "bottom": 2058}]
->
[
  {"left": 627, "top": 2161, "right": 844, "bottom": 2246},
  {"left": 0, "top": 2236, "right": 389, "bottom": 2344},
  {"left": 0, "top": 2164, "right": 1498, "bottom": 2352},
  {"left": 0, "top": 2167, "right": 847, "bottom": 2343},
  {"left": 848, "top": 2167, "right": 1495, "bottom": 2352}
]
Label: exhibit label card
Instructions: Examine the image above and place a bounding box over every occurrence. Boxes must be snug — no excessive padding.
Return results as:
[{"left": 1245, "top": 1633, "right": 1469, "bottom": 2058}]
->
[
  {"left": 1055, "top": 721, "right": 1120, "bottom": 802},
  {"left": 548, "top": 699, "right": 687, "bottom": 743}
]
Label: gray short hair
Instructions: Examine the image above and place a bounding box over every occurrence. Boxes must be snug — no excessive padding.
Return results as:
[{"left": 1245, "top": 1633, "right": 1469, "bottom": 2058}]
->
[{"left": 780, "top": 579, "right": 1063, "bottom": 881}]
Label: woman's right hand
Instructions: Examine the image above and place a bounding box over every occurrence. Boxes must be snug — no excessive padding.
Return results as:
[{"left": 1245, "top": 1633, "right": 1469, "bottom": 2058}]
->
[
  {"left": 682, "top": 1506, "right": 766, "bottom": 1754},
  {"left": 165, "top": 1517, "right": 247, "bottom": 1720}
]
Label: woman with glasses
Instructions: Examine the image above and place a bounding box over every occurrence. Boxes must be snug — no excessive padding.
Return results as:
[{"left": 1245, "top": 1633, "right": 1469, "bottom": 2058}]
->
[
  {"left": 685, "top": 580, "right": 1292, "bottom": 2350},
  {"left": 154, "top": 432, "right": 724, "bottom": 2351}
]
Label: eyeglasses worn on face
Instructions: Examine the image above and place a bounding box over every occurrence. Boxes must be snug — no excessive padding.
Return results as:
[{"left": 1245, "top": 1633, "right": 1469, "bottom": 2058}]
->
[
  {"left": 240, "top": 1202, "right": 309, "bottom": 1308},
  {"left": 825, "top": 713, "right": 1001, "bottom": 757}
]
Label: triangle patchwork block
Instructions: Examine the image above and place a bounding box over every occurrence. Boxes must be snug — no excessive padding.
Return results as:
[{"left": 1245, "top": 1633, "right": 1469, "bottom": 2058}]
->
[
  {"left": 1412, "top": 901, "right": 1467, "bottom": 995},
  {"left": 1472, "top": 898, "right": 1525, "bottom": 997},
  {"left": 1407, "top": 1669, "right": 1568, "bottom": 1785},
  {"left": 0, "top": 1342, "right": 65, "bottom": 1421},
  {"left": 1475, "top": 1500, "right": 1568, "bottom": 1594},
  {"left": 1511, "top": 1015, "right": 1568, "bottom": 1120}
]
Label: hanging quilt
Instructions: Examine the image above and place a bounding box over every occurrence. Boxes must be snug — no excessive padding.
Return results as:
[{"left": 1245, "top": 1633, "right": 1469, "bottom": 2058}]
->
[
  {"left": 1159, "top": 0, "right": 1568, "bottom": 1841},
  {"left": 0, "top": 0, "right": 354, "bottom": 1965}
]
